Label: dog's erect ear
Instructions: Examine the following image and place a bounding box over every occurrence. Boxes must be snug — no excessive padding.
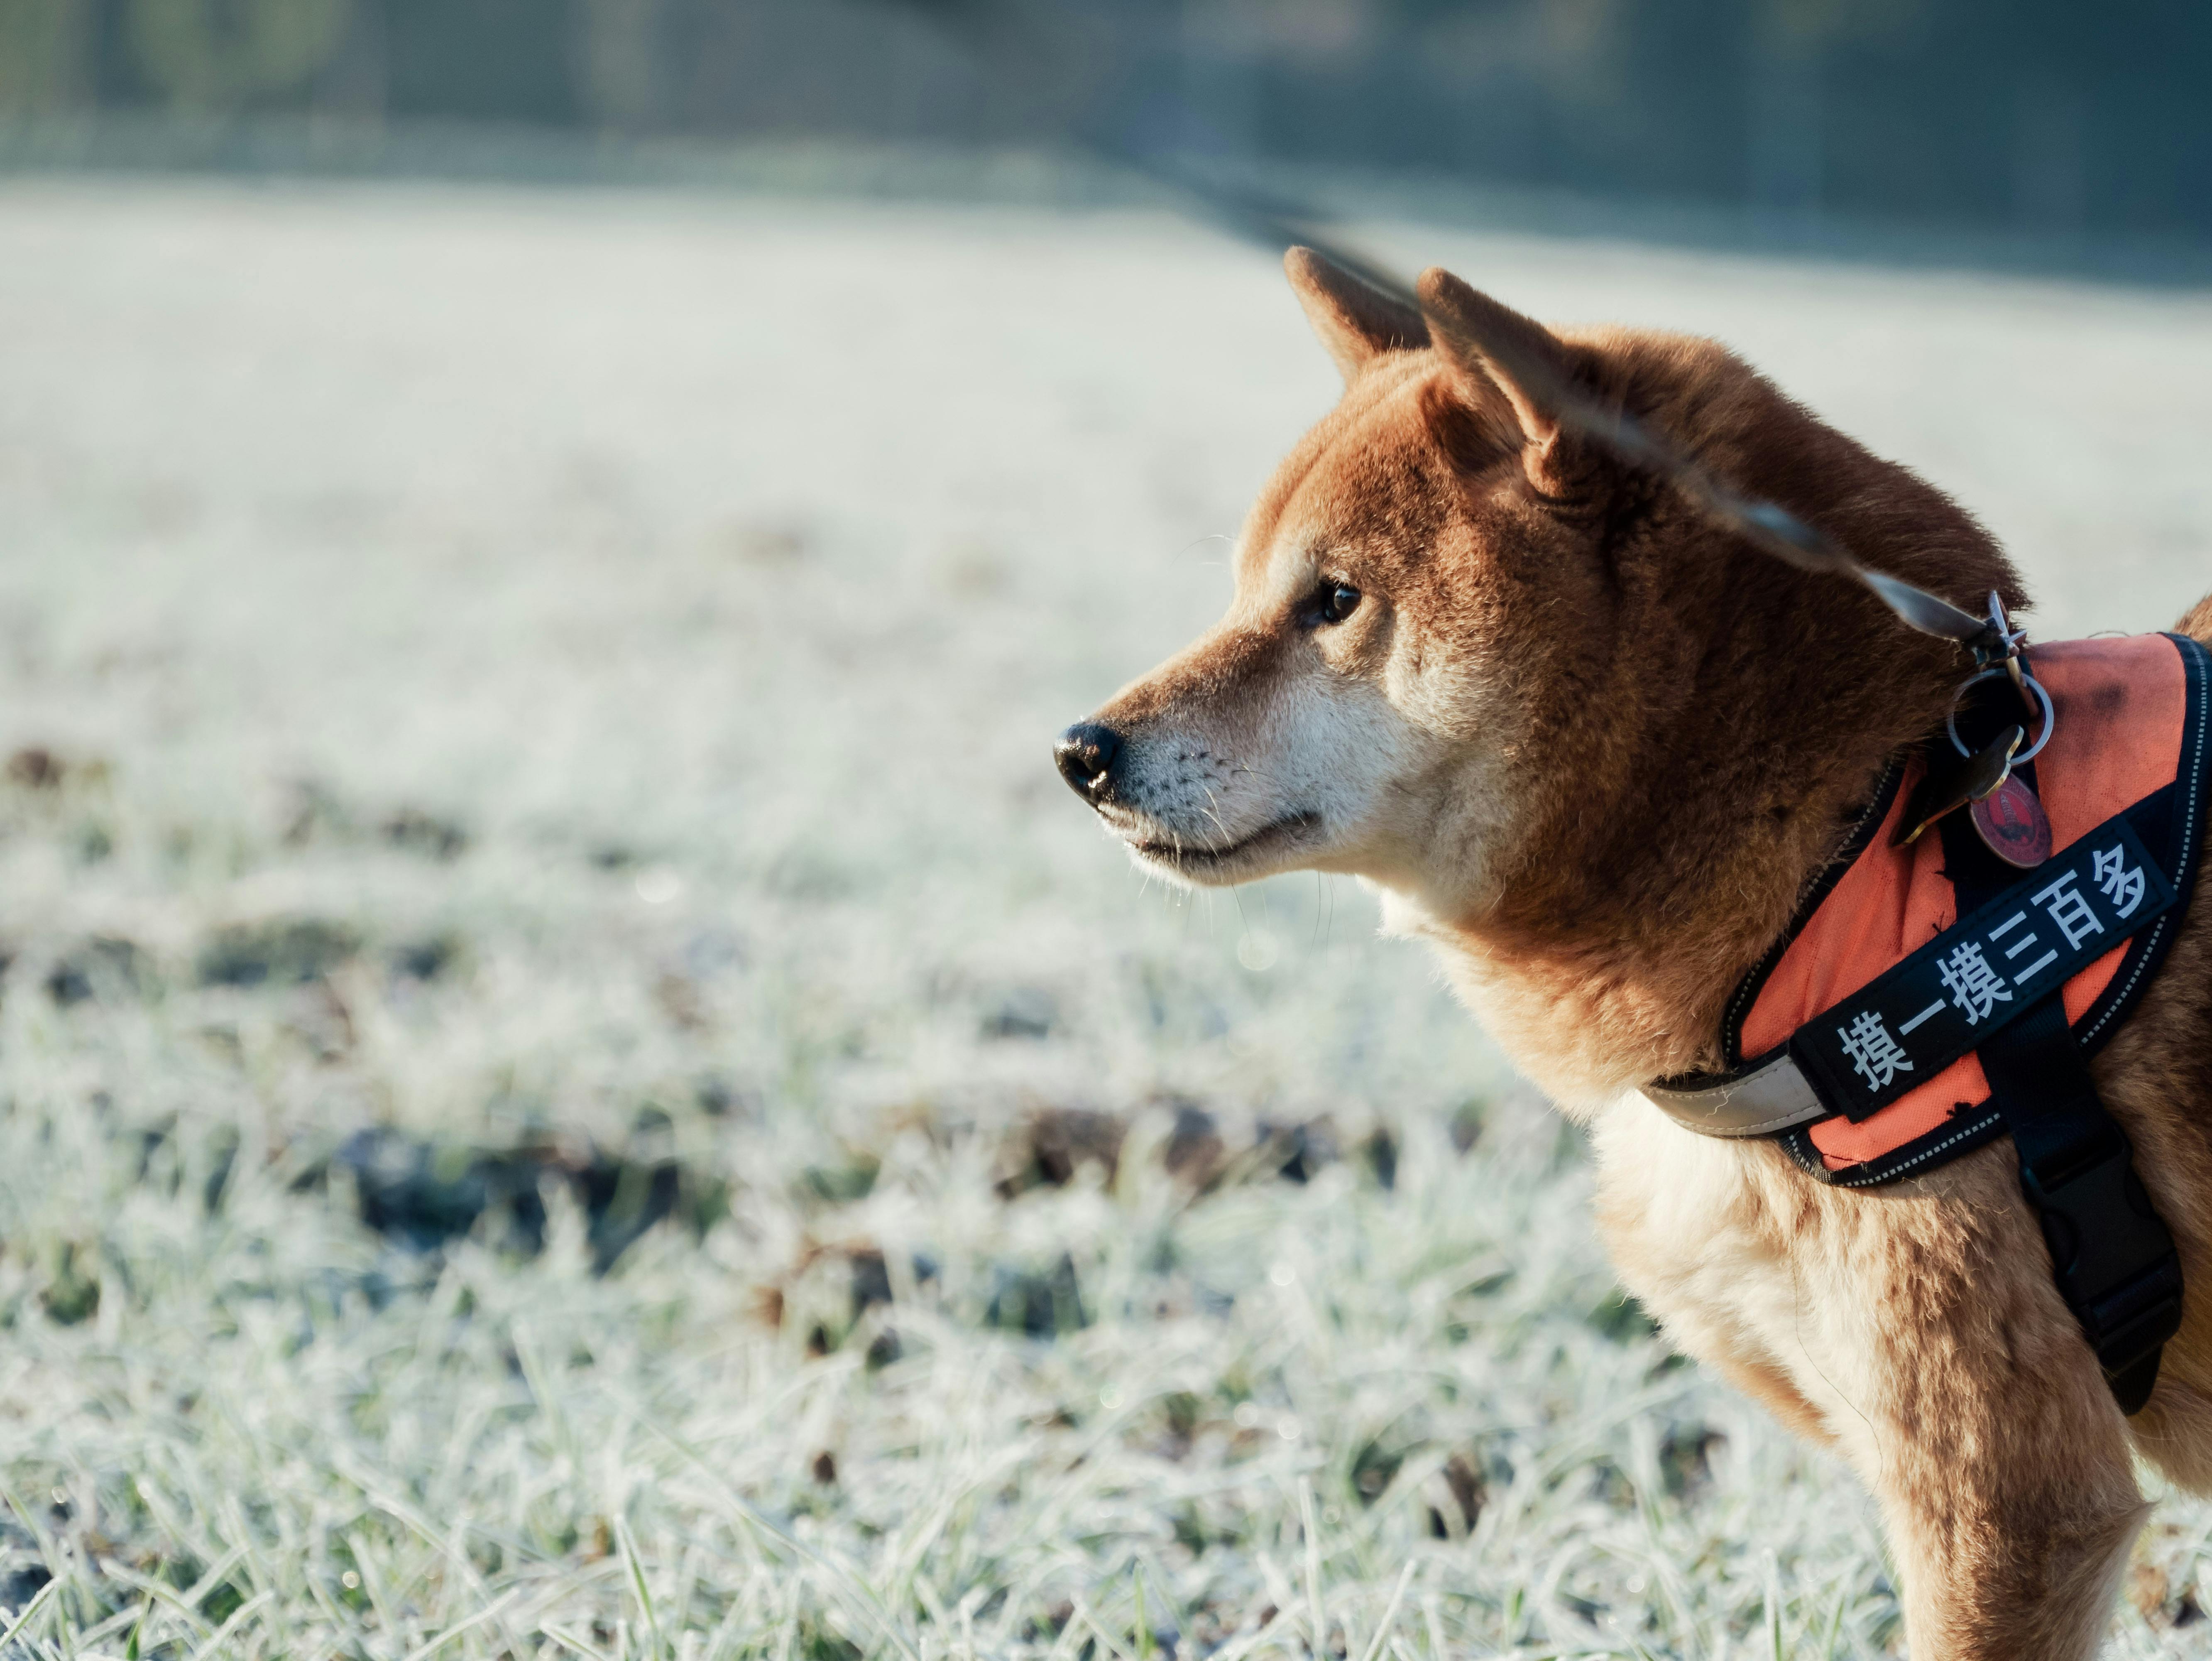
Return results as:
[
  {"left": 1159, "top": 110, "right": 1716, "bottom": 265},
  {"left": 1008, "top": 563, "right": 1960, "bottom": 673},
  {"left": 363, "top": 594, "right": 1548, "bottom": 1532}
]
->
[
  {"left": 1285, "top": 246, "right": 1428, "bottom": 385},
  {"left": 1415, "top": 267, "right": 1578, "bottom": 485}
]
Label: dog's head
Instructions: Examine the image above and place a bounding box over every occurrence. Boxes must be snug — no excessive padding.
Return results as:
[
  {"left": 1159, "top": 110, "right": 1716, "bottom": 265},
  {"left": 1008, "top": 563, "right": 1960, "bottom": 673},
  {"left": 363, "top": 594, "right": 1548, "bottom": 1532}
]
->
[{"left": 1055, "top": 250, "right": 1681, "bottom": 921}]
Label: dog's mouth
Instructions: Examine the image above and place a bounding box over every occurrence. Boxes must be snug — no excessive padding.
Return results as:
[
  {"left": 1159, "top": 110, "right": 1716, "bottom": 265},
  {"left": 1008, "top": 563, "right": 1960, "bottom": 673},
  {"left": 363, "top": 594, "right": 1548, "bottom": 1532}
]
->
[{"left": 1113, "top": 811, "right": 1323, "bottom": 880}]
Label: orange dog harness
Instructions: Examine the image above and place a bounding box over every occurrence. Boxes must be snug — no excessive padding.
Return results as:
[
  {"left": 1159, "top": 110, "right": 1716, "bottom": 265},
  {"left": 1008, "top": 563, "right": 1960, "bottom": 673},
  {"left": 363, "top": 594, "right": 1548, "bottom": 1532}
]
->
[{"left": 1644, "top": 630, "right": 2212, "bottom": 1409}]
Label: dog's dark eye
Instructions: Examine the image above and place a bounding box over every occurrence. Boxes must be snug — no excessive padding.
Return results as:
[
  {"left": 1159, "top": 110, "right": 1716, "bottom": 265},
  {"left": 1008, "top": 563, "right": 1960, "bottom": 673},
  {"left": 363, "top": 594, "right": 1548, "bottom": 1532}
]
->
[{"left": 1316, "top": 583, "right": 1362, "bottom": 625}]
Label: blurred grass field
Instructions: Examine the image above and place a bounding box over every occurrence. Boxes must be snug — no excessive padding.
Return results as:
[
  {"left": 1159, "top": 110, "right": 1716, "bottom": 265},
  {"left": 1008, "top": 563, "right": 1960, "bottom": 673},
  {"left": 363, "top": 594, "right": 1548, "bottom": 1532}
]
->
[{"left": 6, "top": 176, "right": 2212, "bottom": 1657}]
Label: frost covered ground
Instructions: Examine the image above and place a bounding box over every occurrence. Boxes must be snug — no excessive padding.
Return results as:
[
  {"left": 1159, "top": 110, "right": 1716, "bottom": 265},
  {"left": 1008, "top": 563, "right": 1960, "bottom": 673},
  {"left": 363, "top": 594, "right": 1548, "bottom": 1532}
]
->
[{"left": 4, "top": 175, "right": 2212, "bottom": 1658}]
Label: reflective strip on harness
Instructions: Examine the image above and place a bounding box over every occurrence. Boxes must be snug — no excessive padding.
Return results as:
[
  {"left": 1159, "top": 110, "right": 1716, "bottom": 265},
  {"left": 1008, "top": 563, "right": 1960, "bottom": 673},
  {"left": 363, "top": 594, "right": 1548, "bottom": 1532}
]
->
[{"left": 1639, "top": 1052, "right": 1825, "bottom": 1137}]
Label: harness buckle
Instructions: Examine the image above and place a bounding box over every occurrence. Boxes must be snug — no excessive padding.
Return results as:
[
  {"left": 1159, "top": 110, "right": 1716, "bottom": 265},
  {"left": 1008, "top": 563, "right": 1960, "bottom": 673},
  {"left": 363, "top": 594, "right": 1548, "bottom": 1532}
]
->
[{"left": 2017, "top": 1126, "right": 2183, "bottom": 1393}]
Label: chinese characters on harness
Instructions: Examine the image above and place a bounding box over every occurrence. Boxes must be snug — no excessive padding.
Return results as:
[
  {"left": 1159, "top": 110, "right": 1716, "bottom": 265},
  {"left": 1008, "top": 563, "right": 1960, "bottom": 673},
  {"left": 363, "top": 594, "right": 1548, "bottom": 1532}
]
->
[
  {"left": 1838, "top": 1009, "right": 1914, "bottom": 1091},
  {"left": 1828, "top": 839, "right": 2149, "bottom": 1097},
  {"left": 2095, "top": 844, "right": 2146, "bottom": 918},
  {"left": 1937, "top": 942, "right": 2012, "bottom": 1024}
]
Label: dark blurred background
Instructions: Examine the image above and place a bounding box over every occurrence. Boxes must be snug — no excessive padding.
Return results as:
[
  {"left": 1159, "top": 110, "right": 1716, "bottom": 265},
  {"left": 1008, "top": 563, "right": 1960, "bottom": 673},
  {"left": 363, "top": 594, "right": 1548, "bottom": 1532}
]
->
[{"left": 0, "top": 0, "right": 2202, "bottom": 248}]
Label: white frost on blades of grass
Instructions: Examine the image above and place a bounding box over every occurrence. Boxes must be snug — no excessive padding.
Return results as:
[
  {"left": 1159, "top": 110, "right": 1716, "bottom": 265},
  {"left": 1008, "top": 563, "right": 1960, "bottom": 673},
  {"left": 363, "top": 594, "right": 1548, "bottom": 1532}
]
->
[
  {"left": 0, "top": 1046, "right": 1904, "bottom": 1660},
  {"left": 0, "top": 179, "right": 2208, "bottom": 1656}
]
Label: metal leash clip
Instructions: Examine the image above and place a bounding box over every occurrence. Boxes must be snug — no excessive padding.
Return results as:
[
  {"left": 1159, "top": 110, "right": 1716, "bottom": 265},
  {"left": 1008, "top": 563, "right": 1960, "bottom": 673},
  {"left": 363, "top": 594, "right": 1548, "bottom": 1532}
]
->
[
  {"left": 1949, "top": 594, "right": 2053, "bottom": 769},
  {"left": 1897, "top": 594, "right": 2058, "bottom": 865}
]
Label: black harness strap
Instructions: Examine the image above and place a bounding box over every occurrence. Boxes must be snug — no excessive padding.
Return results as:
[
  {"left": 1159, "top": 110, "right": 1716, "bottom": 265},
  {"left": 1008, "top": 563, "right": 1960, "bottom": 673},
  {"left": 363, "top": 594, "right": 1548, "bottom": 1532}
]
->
[
  {"left": 1938, "top": 723, "right": 2183, "bottom": 1414},
  {"left": 1977, "top": 992, "right": 2181, "bottom": 1412}
]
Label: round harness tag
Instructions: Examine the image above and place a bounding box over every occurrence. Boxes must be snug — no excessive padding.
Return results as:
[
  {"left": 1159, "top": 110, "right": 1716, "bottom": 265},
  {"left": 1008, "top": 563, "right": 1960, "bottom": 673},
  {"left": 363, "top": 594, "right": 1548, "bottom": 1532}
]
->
[{"left": 1972, "top": 775, "right": 2053, "bottom": 868}]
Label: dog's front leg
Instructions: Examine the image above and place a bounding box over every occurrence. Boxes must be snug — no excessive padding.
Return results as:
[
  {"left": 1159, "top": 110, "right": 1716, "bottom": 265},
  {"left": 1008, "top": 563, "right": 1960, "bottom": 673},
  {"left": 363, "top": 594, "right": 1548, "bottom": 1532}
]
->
[
  {"left": 1862, "top": 1377, "right": 2143, "bottom": 1659},
  {"left": 1794, "top": 1163, "right": 2148, "bottom": 1659},
  {"left": 1596, "top": 1119, "right": 2147, "bottom": 1657},
  {"left": 1813, "top": 1157, "right": 2149, "bottom": 1656}
]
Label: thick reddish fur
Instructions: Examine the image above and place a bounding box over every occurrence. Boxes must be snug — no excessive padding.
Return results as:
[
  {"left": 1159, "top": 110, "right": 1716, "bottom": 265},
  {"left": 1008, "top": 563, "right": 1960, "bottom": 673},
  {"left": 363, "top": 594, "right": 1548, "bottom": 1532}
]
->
[{"left": 1074, "top": 251, "right": 2212, "bottom": 1657}]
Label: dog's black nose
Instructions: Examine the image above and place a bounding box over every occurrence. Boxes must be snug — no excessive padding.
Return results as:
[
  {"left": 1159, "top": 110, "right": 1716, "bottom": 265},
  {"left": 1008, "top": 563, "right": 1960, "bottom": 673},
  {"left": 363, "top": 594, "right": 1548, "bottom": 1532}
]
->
[{"left": 1054, "top": 722, "right": 1123, "bottom": 801}]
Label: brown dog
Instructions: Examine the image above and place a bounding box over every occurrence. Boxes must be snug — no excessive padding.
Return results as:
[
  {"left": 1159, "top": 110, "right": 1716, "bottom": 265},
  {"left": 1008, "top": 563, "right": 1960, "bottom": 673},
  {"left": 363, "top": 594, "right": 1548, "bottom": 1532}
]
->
[{"left": 1052, "top": 248, "right": 2212, "bottom": 1659}]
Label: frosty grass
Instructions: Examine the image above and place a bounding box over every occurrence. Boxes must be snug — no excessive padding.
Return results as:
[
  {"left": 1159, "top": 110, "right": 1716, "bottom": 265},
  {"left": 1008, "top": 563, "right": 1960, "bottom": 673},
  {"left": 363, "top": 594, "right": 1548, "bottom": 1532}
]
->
[{"left": 3, "top": 176, "right": 2212, "bottom": 1656}]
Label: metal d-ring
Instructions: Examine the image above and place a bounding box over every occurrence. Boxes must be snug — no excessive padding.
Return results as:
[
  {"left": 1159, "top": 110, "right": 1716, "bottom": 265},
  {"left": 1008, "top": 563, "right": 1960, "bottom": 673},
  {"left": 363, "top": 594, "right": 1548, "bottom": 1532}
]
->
[{"left": 1948, "top": 665, "right": 2055, "bottom": 765}]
